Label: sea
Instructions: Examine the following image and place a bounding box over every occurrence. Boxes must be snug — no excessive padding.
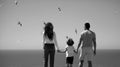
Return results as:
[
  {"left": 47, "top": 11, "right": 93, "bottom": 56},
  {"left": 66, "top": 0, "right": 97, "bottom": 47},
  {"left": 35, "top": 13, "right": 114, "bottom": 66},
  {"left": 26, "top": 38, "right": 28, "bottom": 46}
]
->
[{"left": 0, "top": 49, "right": 120, "bottom": 67}]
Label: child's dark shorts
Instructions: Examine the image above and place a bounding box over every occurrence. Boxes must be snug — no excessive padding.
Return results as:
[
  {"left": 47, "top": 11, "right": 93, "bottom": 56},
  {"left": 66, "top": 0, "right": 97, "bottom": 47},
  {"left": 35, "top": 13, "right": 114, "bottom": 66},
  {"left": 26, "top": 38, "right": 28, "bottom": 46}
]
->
[{"left": 66, "top": 56, "right": 74, "bottom": 64}]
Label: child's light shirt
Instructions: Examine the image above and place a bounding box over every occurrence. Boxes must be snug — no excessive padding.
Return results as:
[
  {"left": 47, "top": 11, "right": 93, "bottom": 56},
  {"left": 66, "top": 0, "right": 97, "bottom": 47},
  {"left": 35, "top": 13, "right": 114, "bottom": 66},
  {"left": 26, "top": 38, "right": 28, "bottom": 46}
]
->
[{"left": 66, "top": 46, "right": 75, "bottom": 57}]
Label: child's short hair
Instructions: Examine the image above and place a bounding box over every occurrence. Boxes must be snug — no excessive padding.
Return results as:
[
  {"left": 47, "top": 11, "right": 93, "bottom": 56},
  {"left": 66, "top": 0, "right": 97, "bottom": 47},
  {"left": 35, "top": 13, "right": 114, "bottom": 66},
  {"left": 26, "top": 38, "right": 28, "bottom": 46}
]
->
[{"left": 67, "top": 38, "right": 74, "bottom": 46}]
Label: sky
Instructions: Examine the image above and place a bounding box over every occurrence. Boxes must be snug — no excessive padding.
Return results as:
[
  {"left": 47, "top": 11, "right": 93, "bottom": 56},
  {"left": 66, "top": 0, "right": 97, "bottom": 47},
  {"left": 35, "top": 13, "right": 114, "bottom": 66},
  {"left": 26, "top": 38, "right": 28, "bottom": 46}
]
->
[{"left": 0, "top": 0, "right": 120, "bottom": 50}]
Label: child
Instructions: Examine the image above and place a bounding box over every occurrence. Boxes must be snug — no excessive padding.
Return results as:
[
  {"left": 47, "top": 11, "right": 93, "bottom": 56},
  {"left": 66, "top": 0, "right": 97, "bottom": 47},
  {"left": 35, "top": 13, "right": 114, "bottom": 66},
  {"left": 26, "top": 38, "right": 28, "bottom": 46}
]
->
[{"left": 58, "top": 38, "right": 77, "bottom": 67}]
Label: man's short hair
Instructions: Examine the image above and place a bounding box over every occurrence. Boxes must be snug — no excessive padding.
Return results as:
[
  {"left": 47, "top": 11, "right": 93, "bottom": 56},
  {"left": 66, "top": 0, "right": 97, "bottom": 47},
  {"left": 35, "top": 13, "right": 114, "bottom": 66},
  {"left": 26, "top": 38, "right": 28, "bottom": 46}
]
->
[{"left": 85, "top": 23, "right": 90, "bottom": 30}]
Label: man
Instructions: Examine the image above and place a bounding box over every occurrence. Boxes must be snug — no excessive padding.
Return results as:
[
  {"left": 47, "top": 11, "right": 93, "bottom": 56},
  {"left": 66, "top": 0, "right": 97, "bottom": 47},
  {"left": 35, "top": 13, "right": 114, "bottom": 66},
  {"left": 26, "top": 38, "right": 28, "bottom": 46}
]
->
[{"left": 77, "top": 23, "right": 96, "bottom": 67}]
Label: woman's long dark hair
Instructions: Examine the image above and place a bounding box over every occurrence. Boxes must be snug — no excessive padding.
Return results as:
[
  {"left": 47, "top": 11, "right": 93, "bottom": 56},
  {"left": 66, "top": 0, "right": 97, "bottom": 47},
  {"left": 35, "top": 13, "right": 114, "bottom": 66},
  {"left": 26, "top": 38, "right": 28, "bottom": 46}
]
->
[{"left": 44, "top": 22, "right": 54, "bottom": 40}]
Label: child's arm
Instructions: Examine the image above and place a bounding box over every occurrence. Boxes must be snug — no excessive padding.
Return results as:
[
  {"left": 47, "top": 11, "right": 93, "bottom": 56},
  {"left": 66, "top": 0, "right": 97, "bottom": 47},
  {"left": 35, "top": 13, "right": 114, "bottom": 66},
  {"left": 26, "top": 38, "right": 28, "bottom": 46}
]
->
[{"left": 73, "top": 46, "right": 77, "bottom": 54}]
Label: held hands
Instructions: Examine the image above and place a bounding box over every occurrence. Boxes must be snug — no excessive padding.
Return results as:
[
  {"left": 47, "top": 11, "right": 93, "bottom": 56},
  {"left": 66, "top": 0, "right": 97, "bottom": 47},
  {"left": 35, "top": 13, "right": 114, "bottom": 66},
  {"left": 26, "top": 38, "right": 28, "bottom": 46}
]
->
[
  {"left": 57, "top": 49, "right": 66, "bottom": 53},
  {"left": 74, "top": 50, "right": 78, "bottom": 54},
  {"left": 57, "top": 49, "right": 61, "bottom": 53},
  {"left": 76, "top": 49, "right": 79, "bottom": 54}
]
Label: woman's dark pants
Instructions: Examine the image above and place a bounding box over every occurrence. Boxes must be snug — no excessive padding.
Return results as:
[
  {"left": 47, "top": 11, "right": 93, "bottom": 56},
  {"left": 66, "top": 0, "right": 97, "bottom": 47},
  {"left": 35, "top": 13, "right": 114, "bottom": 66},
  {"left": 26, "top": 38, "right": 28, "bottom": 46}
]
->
[{"left": 44, "top": 43, "right": 55, "bottom": 67}]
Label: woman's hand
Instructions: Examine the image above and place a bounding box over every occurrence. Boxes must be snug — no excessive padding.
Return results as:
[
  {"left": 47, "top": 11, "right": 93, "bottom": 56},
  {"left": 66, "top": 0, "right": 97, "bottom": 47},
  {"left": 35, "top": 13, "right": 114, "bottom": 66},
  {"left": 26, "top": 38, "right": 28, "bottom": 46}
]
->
[{"left": 57, "top": 49, "right": 61, "bottom": 52}]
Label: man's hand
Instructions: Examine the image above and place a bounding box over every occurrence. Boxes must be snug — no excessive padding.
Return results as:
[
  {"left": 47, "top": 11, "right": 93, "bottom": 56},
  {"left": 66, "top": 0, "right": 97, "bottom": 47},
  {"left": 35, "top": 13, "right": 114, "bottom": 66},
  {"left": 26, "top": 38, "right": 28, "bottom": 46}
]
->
[{"left": 94, "top": 50, "right": 96, "bottom": 56}]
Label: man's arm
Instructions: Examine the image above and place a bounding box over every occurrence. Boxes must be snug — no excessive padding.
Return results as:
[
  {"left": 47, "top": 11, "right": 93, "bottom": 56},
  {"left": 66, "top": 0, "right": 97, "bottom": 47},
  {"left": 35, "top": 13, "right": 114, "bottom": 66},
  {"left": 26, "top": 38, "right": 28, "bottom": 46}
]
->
[
  {"left": 93, "top": 33, "right": 96, "bottom": 55},
  {"left": 77, "top": 36, "right": 82, "bottom": 53}
]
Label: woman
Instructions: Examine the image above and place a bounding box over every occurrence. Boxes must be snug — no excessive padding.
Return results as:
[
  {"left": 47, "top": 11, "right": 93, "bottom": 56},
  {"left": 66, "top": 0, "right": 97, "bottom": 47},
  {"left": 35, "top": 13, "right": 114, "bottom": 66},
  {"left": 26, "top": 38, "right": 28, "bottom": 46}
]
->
[{"left": 43, "top": 22, "right": 59, "bottom": 67}]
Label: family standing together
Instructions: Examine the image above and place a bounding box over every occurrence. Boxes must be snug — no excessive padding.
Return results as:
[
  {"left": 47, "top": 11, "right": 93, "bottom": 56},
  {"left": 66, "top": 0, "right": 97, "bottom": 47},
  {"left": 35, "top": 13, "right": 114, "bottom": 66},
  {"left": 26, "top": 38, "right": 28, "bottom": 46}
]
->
[{"left": 42, "top": 22, "right": 96, "bottom": 67}]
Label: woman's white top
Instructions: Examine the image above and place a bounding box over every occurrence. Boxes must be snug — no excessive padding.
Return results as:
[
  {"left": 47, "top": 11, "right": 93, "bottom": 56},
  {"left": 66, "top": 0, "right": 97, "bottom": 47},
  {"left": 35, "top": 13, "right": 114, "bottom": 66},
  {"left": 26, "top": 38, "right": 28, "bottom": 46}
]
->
[{"left": 43, "top": 32, "right": 59, "bottom": 50}]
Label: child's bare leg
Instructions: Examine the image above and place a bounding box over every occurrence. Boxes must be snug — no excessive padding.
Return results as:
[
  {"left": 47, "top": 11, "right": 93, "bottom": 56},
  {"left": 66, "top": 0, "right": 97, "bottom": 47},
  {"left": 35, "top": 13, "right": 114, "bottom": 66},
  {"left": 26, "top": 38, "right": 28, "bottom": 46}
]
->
[{"left": 79, "top": 60, "right": 84, "bottom": 67}]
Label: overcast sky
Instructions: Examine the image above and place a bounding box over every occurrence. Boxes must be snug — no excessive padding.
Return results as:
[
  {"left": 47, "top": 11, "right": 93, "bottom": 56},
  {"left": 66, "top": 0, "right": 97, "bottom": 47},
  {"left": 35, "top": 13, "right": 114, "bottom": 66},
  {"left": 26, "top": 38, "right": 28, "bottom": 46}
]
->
[{"left": 0, "top": 0, "right": 120, "bottom": 50}]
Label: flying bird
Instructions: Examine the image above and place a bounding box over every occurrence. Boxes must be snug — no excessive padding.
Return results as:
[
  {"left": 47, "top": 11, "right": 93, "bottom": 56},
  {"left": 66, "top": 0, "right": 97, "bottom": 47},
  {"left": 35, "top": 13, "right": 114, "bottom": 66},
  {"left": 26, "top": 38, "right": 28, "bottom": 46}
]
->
[
  {"left": 58, "top": 7, "right": 61, "bottom": 12},
  {"left": 66, "top": 36, "right": 69, "bottom": 39},
  {"left": 44, "top": 22, "right": 46, "bottom": 25},
  {"left": 18, "top": 21, "right": 22, "bottom": 26},
  {"left": 15, "top": 0, "right": 18, "bottom": 5},
  {"left": 75, "top": 29, "right": 77, "bottom": 34}
]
